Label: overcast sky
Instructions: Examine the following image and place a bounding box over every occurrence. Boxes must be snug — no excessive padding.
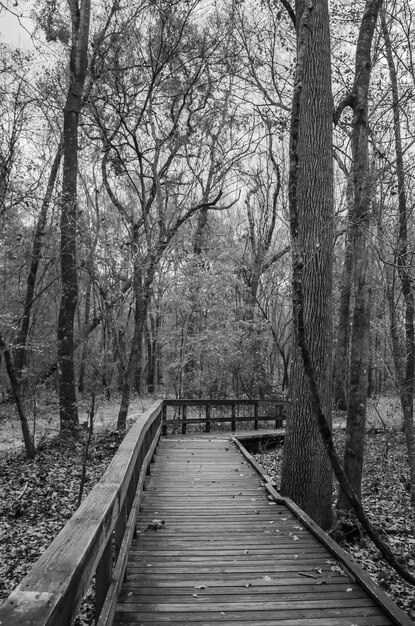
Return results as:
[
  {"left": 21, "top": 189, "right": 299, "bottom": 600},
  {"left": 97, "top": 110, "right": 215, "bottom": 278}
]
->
[{"left": 0, "top": 2, "right": 34, "bottom": 48}]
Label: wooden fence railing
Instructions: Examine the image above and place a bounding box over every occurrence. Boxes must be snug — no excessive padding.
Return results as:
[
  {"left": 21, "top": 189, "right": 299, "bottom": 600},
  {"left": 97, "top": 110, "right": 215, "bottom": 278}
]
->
[
  {"left": 0, "top": 400, "right": 163, "bottom": 626},
  {"left": 162, "top": 398, "right": 287, "bottom": 435},
  {"left": 0, "top": 397, "right": 287, "bottom": 626}
]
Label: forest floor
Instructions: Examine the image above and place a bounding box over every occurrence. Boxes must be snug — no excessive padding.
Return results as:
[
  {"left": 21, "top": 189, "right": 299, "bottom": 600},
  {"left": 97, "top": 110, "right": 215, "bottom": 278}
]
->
[{"left": 0, "top": 394, "right": 414, "bottom": 623}]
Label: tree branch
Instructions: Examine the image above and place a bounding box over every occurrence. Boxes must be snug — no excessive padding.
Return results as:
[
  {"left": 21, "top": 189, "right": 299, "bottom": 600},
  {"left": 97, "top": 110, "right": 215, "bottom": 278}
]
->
[
  {"left": 333, "top": 93, "right": 355, "bottom": 126},
  {"left": 262, "top": 244, "right": 291, "bottom": 271},
  {"left": 278, "top": 0, "right": 296, "bottom": 27}
]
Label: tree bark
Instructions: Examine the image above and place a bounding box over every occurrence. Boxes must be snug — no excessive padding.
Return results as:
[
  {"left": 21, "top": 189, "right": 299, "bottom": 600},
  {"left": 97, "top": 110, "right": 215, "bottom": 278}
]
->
[
  {"left": 280, "top": 0, "right": 334, "bottom": 530},
  {"left": 336, "top": 0, "right": 381, "bottom": 511},
  {"left": 333, "top": 181, "right": 354, "bottom": 411},
  {"left": 77, "top": 272, "right": 92, "bottom": 393},
  {"left": 242, "top": 159, "right": 281, "bottom": 398},
  {"left": 117, "top": 265, "right": 153, "bottom": 429},
  {"left": 57, "top": 0, "right": 91, "bottom": 431}
]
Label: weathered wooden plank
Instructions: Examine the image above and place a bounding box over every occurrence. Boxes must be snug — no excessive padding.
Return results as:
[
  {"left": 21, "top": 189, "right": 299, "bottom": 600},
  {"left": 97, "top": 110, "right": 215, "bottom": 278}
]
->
[
  {"left": 95, "top": 539, "right": 113, "bottom": 619},
  {"left": 114, "top": 605, "right": 388, "bottom": 622},
  {"left": 131, "top": 553, "right": 332, "bottom": 563},
  {"left": 118, "top": 574, "right": 360, "bottom": 588},
  {"left": 126, "top": 564, "right": 340, "bottom": 575},
  {"left": 130, "top": 542, "right": 330, "bottom": 561},
  {"left": 119, "top": 589, "right": 368, "bottom": 602},
  {"left": 134, "top": 541, "right": 325, "bottom": 551},
  {"left": 118, "top": 575, "right": 355, "bottom": 588},
  {"left": 113, "top": 617, "right": 392, "bottom": 626},
  {"left": 115, "top": 594, "right": 382, "bottom": 617}
]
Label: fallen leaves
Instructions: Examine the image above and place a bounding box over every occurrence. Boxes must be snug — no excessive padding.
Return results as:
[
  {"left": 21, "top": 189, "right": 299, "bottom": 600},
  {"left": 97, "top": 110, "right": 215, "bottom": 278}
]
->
[
  {"left": 0, "top": 429, "right": 124, "bottom": 623},
  {"left": 145, "top": 519, "right": 166, "bottom": 531}
]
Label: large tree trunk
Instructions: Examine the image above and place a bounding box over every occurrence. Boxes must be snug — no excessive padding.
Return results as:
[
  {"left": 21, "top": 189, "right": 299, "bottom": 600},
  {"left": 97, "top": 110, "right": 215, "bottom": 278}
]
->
[
  {"left": 280, "top": 0, "right": 334, "bottom": 530},
  {"left": 57, "top": 0, "right": 91, "bottom": 431},
  {"left": 336, "top": 0, "right": 381, "bottom": 511}
]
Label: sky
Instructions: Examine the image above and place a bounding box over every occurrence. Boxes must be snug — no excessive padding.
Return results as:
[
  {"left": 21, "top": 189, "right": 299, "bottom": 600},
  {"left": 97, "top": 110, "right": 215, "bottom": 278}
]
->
[{"left": 0, "top": 1, "right": 35, "bottom": 48}]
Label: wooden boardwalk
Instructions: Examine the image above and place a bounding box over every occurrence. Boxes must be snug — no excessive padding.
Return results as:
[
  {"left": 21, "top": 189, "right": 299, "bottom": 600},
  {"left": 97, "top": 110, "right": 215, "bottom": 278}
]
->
[{"left": 113, "top": 435, "right": 401, "bottom": 626}]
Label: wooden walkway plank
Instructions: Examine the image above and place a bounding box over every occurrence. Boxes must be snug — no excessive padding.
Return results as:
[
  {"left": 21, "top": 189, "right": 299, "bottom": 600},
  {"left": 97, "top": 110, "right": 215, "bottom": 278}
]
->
[{"left": 112, "top": 436, "right": 411, "bottom": 626}]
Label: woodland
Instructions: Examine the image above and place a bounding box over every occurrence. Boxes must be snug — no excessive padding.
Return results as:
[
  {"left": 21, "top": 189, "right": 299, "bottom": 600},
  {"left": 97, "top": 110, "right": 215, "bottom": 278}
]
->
[{"left": 1, "top": 0, "right": 415, "bottom": 620}]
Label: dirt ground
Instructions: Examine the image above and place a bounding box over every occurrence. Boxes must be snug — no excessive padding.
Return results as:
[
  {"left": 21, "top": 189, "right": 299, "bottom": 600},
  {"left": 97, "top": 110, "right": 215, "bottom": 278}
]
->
[
  {"left": 334, "top": 395, "right": 403, "bottom": 430},
  {"left": 0, "top": 395, "right": 155, "bottom": 453}
]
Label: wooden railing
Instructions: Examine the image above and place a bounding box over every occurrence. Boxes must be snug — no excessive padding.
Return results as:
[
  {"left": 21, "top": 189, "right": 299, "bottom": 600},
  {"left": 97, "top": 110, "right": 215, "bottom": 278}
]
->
[
  {"left": 0, "top": 400, "right": 163, "bottom": 626},
  {"left": 162, "top": 398, "right": 287, "bottom": 435},
  {"left": 0, "top": 397, "right": 286, "bottom": 626}
]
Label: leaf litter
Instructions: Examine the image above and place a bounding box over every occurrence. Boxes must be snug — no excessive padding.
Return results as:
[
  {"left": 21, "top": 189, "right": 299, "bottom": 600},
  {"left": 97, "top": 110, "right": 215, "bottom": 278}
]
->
[{"left": 0, "top": 429, "right": 124, "bottom": 624}]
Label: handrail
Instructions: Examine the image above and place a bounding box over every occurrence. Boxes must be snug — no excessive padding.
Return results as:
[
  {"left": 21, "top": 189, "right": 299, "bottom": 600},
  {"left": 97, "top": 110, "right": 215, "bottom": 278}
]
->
[
  {"left": 162, "top": 398, "right": 287, "bottom": 434},
  {"left": 0, "top": 400, "right": 163, "bottom": 626}
]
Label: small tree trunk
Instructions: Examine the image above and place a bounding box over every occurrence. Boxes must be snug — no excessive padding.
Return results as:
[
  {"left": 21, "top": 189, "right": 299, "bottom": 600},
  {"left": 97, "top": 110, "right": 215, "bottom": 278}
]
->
[
  {"left": 381, "top": 6, "right": 415, "bottom": 505},
  {"left": 145, "top": 314, "right": 160, "bottom": 394},
  {"left": 15, "top": 141, "right": 63, "bottom": 381},
  {"left": 58, "top": 107, "right": 80, "bottom": 431},
  {"left": 335, "top": 0, "right": 381, "bottom": 511},
  {"left": 333, "top": 209, "right": 353, "bottom": 411},
  {"left": 0, "top": 334, "right": 35, "bottom": 458},
  {"left": 77, "top": 274, "right": 92, "bottom": 393},
  {"left": 117, "top": 265, "right": 150, "bottom": 429}
]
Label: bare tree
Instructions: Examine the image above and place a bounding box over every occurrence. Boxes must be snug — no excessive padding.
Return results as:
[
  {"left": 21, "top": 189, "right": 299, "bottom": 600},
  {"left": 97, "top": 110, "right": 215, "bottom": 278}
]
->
[{"left": 89, "top": 1, "right": 244, "bottom": 426}]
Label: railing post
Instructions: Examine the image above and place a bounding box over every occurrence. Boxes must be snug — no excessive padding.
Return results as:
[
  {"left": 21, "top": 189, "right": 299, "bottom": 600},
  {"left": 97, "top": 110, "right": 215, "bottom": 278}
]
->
[
  {"left": 162, "top": 402, "right": 167, "bottom": 436},
  {"left": 182, "top": 404, "right": 187, "bottom": 435},
  {"left": 95, "top": 539, "right": 113, "bottom": 623},
  {"left": 114, "top": 501, "right": 127, "bottom": 559},
  {"left": 231, "top": 402, "right": 236, "bottom": 432},
  {"left": 254, "top": 402, "right": 259, "bottom": 430},
  {"left": 276, "top": 404, "right": 282, "bottom": 428},
  {"left": 205, "top": 403, "right": 211, "bottom": 433}
]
